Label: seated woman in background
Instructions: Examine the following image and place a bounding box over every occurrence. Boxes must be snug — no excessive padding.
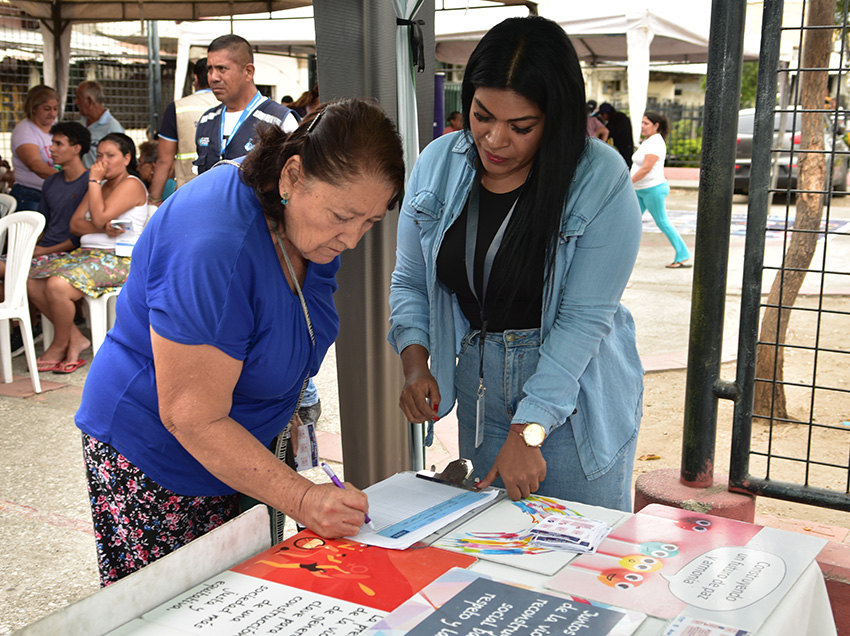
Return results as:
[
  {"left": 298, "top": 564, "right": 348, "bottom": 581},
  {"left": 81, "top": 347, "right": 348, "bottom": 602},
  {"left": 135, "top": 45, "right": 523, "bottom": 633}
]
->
[
  {"left": 28, "top": 133, "right": 148, "bottom": 374},
  {"left": 10, "top": 84, "right": 60, "bottom": 211}
]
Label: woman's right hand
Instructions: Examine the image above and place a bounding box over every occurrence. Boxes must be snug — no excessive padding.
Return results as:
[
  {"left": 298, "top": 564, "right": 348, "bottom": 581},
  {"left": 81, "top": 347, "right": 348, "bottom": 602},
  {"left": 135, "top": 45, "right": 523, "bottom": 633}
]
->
[
  {"left": 399, "top": 344, "right": 442, "bottom": 423},
  {"left": 298, "top": 482, "right": 371, "bottom": 538},
  {"left": 89, "top": 160, "right": 107, "bottom": 183}
]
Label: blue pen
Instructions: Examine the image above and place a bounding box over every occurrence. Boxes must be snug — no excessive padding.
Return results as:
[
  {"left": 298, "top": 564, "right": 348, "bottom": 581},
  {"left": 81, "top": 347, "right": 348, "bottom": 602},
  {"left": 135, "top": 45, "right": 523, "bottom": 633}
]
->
[{"left": 321, "top": 462, "right": 376, "bottom": 530}]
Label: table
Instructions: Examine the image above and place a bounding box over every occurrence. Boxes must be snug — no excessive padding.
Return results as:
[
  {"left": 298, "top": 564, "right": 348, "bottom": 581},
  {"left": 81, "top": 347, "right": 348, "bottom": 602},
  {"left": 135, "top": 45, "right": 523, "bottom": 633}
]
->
[{"left": 13, "top": 498, "right": 837, "bottom": 636}]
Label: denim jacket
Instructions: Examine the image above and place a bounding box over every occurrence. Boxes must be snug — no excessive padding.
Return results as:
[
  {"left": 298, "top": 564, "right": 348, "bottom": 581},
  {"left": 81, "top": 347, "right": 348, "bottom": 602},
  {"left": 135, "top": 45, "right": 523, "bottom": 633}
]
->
[{"left": 388, "top": 132, "right": 644, "bottom": 479}]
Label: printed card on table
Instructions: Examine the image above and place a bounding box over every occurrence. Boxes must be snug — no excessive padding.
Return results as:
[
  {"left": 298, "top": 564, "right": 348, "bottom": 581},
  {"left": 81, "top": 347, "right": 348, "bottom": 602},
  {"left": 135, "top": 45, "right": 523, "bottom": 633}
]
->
[
  {"left": 433, "top": 494, "right": 626, "bottom": 575},
  {"left": 141, "top": 570, "right": 386, "bottom": 635},
  {"left": 231, "top": 530, "right": 476, "bottom": 612},
  {"left": 546, "top": 504, "right": 826, "bottom": 632},
  {"left": 366, "top": 568, "right": 645, "bottom": 636}
]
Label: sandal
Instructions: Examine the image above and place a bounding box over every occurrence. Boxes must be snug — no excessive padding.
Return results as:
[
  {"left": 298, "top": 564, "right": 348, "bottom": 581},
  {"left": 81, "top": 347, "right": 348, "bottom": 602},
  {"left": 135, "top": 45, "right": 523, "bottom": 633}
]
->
[
  {"left": 666, "top": 261, "right": 692, "bottom": 269},
  {"left": 52, "top": 359, "right": 87, "bottom": 374}
]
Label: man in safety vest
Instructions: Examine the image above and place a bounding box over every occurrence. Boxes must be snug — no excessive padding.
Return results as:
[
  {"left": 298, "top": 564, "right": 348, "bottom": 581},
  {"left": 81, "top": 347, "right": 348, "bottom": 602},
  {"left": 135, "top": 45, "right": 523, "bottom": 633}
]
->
[
  {"left": 193, "top": 34, "right": 299, "bottom": 176},
  {"left": 148, "top": 58, "right": 218, "bottom": 205}
]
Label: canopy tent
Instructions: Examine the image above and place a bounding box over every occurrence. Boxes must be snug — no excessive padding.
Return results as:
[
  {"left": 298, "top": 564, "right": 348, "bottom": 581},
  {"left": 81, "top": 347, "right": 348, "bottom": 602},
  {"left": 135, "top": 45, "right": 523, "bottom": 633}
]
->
[
  {"left": 171, "top": 17, "right": 316, "bottom": 102},
  {"left": 9, "top": 0, "right": 311, "bottom": 120},
  {"left": 436, "top": 0, "right": 762, "bottom": 144}
]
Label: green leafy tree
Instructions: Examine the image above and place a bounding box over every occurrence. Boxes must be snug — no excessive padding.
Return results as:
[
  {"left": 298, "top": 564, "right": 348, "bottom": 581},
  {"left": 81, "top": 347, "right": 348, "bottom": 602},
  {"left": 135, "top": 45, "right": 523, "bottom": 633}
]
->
[{"left": 740, "top": 61, "right": 759, "bottom": 108}]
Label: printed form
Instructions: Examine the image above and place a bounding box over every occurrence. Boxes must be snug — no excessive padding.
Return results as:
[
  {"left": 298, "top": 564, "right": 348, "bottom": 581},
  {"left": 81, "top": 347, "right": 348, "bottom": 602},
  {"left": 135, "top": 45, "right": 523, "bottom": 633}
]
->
[{"left": 350, "top": 472, "right": 500, "bottom": 550}]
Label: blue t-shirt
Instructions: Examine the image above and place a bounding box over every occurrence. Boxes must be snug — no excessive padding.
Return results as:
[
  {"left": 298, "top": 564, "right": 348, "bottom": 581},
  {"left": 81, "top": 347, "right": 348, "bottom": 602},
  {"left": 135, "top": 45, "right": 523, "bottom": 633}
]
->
[
  {"left": 75, "top": 162, "right": 340, "bottom": 496},
  {"left": 38, "top": 169, "right": 89, "bottom": 248}
]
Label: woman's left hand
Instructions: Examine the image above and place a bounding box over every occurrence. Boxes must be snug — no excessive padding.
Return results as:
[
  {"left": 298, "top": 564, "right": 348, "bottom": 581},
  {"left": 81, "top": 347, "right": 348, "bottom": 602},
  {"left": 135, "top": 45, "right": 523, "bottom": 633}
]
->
[
  {"left": 475, "top": 432, "right": 547, "bottom": 500},
  {"left": 104, "top": 222, "right": 124, "bottom": 238}
]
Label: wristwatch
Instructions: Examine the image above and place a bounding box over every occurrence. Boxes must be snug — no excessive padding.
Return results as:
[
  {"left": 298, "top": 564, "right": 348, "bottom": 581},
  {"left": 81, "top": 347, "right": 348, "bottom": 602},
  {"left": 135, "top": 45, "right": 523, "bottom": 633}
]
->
[{"left": 512, "top": 422, "right": 546, "bottom": 447}]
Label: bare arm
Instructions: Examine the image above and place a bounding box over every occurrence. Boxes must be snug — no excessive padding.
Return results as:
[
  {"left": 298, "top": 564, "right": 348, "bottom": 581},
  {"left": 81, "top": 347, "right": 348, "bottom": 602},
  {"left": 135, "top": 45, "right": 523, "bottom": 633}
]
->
[
  {"left": 33, "top": 238, "right": 76, "bottom": 257},
  {"left": 631, "top": 153, "right": 659, "bottom": 184},
  {"left": 148, "top": 138, "right": 176, "bottom": 204},
  {"left": 15, "top": 144, "right": 55, "bottom": 179},
  {"left": 596, "top": 125, "right": 610, "bottom": 142},
  {"left": 86, "top": 170, "right": 146, "bottom": 228},
  {"left": 150, "top": 329, "right": 369, "bottom": 537}
]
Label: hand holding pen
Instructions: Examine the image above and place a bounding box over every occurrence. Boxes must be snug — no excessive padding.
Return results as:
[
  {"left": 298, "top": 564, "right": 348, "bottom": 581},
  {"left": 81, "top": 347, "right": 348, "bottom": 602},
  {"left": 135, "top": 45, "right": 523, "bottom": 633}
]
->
[{"left": 321, "top": 462, "right": 377, "bottom": 531}]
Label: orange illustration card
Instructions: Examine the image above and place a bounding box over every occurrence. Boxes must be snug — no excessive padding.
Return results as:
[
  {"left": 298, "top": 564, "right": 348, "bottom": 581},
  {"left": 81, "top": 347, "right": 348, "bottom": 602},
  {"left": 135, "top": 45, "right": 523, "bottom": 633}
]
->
[{"left": 231, "top": 530, "right": 477, "bottom": 612}]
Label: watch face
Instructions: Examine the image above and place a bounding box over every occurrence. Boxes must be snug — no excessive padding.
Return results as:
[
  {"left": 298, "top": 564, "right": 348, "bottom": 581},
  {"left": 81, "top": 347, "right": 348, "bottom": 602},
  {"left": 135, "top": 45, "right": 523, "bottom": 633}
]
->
[{"left": 522, "top": 423, "right": 546, "bottom": 447}]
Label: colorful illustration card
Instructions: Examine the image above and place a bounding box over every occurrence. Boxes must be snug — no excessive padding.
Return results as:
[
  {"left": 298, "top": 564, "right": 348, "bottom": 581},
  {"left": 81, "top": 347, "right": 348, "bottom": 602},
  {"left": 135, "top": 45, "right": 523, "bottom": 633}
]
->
[
  {"left": 231, "top": 530, "right": 476, "bottom": 612},
  {"left": 546, "top": 504, "right": 826, "bottom": 631},
  {"left": 433, "top": 494, "right": 626, "bottom": 575},
  {"left": 366, "top": 568, "right": 645, "bottom": 636}
]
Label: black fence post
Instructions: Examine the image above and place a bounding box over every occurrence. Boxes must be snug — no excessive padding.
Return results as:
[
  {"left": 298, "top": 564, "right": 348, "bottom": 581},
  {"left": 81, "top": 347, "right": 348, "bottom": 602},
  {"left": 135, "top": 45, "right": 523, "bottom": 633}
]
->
[{"left": 680, "top": 0, "right": 747, "bottom": 487}]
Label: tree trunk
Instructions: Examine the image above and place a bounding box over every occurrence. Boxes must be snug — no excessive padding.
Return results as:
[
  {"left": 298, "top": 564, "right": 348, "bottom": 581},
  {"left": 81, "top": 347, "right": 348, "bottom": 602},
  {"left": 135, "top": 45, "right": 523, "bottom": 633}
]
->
[{"left": 753, "top": 0, "right": 833, "bottom": 420}]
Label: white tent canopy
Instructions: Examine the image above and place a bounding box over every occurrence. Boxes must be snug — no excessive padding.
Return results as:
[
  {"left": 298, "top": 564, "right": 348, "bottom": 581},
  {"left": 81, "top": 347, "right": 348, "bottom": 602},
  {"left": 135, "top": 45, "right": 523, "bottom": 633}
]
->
[
  {"left": 436, "top": 0, "right": 761, "bottom": 144},
  {"left": 173, "top": 17, "right": 315, "bottom": 101}
]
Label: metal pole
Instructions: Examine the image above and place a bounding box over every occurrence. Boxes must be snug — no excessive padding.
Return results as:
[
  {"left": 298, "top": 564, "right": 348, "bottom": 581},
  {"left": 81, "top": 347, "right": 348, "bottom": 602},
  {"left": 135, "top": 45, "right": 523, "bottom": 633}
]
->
[
  {"left": 147, "top": 21, "right": 162, "bottom": 135},
  {"left": 730, "top": 0, "right": 785, "bottom": 488},
  {"left": 680, "top": 0, "right": 747, "bottom": 487}
]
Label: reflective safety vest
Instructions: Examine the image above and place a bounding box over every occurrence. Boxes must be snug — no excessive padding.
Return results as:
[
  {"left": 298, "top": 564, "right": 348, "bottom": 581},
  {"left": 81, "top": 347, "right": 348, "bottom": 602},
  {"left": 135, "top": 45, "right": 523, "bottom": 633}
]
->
[
  {"left": 194, "top": 97, "right": 295, "bottom": 175},
  {"left": 174, "top": 90, "right": 219, "bottom": 187}
]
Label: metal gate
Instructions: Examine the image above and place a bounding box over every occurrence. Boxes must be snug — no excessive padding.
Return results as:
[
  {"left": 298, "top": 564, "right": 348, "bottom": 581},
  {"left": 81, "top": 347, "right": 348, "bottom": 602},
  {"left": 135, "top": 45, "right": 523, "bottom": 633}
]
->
[{"left": 725, "top": 0, "right": 850, "bottom": 510}]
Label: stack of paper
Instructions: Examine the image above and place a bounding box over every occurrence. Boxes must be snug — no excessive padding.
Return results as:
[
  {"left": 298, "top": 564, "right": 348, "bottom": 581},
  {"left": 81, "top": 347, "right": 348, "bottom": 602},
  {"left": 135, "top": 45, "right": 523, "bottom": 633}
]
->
[{"left": 529, "top": 514, "right": 612, "bottom": 552}]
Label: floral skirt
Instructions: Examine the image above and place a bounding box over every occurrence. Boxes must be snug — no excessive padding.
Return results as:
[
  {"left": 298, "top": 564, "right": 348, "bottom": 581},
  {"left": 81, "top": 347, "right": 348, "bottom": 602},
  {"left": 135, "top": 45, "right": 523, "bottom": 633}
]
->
[
  {"left": 81, "top": 433, "right": 240, "bottom": 586},
  {"left": 28, "top": 248, "right": 130, "bottom": 298}
]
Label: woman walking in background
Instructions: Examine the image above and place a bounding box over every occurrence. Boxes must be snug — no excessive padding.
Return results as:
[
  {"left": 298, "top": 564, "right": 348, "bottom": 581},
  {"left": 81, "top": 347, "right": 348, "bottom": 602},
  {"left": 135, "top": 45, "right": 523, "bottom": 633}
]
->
[{"left": 631, "top": 111, "right": 691, "bottom": 268}]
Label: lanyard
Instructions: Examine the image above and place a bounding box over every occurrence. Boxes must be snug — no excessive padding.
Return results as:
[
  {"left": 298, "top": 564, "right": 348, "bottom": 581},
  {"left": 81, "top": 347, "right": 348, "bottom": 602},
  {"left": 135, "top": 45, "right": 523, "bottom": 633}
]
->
[
  {"left": 464, "top": 179, "right": 521, "bottom": 393},
  {"left": 219, "top": 90, "right": 265, "bottom": 158}
]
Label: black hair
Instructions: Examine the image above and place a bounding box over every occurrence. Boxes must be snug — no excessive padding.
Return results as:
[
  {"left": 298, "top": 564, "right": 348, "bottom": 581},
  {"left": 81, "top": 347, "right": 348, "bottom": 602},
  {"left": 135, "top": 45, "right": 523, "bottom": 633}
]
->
[
  {"left": 97, "top": 132, "right": 139, "bottom": 178},
  {"left": 50, "top": 121, "right": 91, "bottom": 157},
  {"left": 643, "top": 111, "right": 669, "bottom": 139},
  {"left": 240, "top": 98, "right": 405, "bottom": 229},
  {"left": 193, "top": 58, "right": 210, "bottom": 89},
  {"left": 208, "top": 34, "right": 253, "bottom": 65},
  {"left": 461, "top": 15, "right": 587, "bottom": 285}
]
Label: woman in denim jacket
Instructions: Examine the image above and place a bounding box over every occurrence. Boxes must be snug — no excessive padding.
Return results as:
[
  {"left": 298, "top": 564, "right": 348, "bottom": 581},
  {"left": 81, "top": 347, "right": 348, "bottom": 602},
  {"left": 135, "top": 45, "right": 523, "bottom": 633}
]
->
[{"left": 388, "top": 16, "right": 644, "bottom": 511}]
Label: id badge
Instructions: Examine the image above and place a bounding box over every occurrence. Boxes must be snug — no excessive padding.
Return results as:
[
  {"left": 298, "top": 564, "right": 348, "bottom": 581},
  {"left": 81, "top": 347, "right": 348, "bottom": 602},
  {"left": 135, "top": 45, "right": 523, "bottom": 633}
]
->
[
  {"left": 293, "top": 421, "right": 319, "bottom": 472},
  {"left": 474, "top": 381, "right": 486, "bottom": 448}
]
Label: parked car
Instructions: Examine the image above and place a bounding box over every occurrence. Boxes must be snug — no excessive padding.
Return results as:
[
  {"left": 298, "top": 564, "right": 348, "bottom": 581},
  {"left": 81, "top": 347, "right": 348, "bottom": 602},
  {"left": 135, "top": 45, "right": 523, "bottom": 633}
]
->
[{"left": 734, "top": 107, "right": 849, "bottom": 195}]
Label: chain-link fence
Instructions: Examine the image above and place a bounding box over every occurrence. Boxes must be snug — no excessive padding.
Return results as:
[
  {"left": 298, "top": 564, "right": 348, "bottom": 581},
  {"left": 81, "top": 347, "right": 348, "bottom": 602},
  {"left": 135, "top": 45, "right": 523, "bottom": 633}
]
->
[{"left": 0, "top": 4, "right": 174, "bottom": 167}]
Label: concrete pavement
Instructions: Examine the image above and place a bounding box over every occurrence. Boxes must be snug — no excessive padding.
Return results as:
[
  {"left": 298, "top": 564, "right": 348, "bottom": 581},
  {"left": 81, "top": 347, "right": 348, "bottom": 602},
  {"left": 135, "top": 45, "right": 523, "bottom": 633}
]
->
[{"left": 2, "top": 173, "right": 850, "bottom": 633}]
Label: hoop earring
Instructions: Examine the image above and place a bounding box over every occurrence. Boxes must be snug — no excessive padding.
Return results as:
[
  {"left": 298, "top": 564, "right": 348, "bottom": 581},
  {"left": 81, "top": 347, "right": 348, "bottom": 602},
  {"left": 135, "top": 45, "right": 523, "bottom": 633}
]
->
[{"left": 280, "top": 192, "right": 289, "bottom": 206}]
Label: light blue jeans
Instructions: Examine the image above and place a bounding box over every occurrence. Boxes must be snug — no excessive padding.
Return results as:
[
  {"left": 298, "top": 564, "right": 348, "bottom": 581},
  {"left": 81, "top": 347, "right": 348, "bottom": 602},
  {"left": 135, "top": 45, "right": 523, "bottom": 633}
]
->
[
  {"left": 455, "top": 328, "right": 636, "bottom": 512},
  {"left": 635, "top": 182, "right": 691, "bottom": 263}
]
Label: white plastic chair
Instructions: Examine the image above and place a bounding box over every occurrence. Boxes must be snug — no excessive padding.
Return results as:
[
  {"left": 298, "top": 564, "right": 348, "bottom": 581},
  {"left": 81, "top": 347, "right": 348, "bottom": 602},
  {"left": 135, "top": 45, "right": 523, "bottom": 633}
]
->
[
  {"left": 0, "top": 211, "right": 46, "bottom": 393},
  {"left": 41, "top": 287, "right": 121, "bottom": 357},
  {"left": 0, "top": 192, "right": 17, "bottom": 218}
]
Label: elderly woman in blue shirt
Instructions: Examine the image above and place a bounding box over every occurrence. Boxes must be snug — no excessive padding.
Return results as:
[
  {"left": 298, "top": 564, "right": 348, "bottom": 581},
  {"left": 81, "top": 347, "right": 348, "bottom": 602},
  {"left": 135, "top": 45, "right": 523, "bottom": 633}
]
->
[
  {"left": 388, "top": 16, "right": 644, "bottom": 510},
  {"left": 76, "top": 100, "right": 405, "bottom": 585}
]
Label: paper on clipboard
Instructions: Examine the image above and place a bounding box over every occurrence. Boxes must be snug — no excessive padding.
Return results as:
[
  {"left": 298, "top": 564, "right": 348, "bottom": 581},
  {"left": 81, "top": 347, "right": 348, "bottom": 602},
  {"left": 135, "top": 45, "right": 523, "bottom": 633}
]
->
[{"left": 350, "top": 472, "right": 500, "bottom": 550}]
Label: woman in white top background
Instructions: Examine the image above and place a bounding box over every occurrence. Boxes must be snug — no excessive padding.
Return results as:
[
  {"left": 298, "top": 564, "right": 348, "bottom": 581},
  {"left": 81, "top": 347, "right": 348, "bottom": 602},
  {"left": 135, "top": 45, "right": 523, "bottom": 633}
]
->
[
  {"left": 10, "top": 85, "right": 59, "bottom": 211},
  {"left": 631, "top": 111, "right": 692, "bottom": 268},
  {"left": 28, "top": 132, "right": 148, "bottom": 374}
]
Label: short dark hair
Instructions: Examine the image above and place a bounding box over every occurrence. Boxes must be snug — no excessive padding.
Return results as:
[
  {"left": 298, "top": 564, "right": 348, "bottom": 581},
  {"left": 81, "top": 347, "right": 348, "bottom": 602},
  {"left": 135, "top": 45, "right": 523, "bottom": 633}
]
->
[
  {"left": 643, "top": 111, "right": 669, "bottom": 139},
  {"left": 193, "top": 58, "right": 210, "bottom": 89},
  {"left": 208, "top": 34, "right": 253, "bottom": 65},
  {"left": 50, "top": 121, "right": 91, "bottom": 157},
  {"left": 98, "top": 133, "right": 139, "bottom": 177},
  {"left": 240, "top": 98, "right": 405, "bottom": 228},
  {"left": 139, "top": 140, "right": 159, "bottom": 164},
  {"left": 462, "top": 15, "right": 587, "bottom": 284}
]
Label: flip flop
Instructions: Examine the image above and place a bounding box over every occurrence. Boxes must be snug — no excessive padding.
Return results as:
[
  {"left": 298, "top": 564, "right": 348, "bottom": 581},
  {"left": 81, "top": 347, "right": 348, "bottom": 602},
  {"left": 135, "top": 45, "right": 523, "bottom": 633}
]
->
[
  {"left": 37, "top": 360, "right": 62, "bottom": 372},
  {"left": 52, "top": 359, "right": 87, "bottom": 374},
  {"left": 666, "top": 261, "right": 692, "bottom": 269}
]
